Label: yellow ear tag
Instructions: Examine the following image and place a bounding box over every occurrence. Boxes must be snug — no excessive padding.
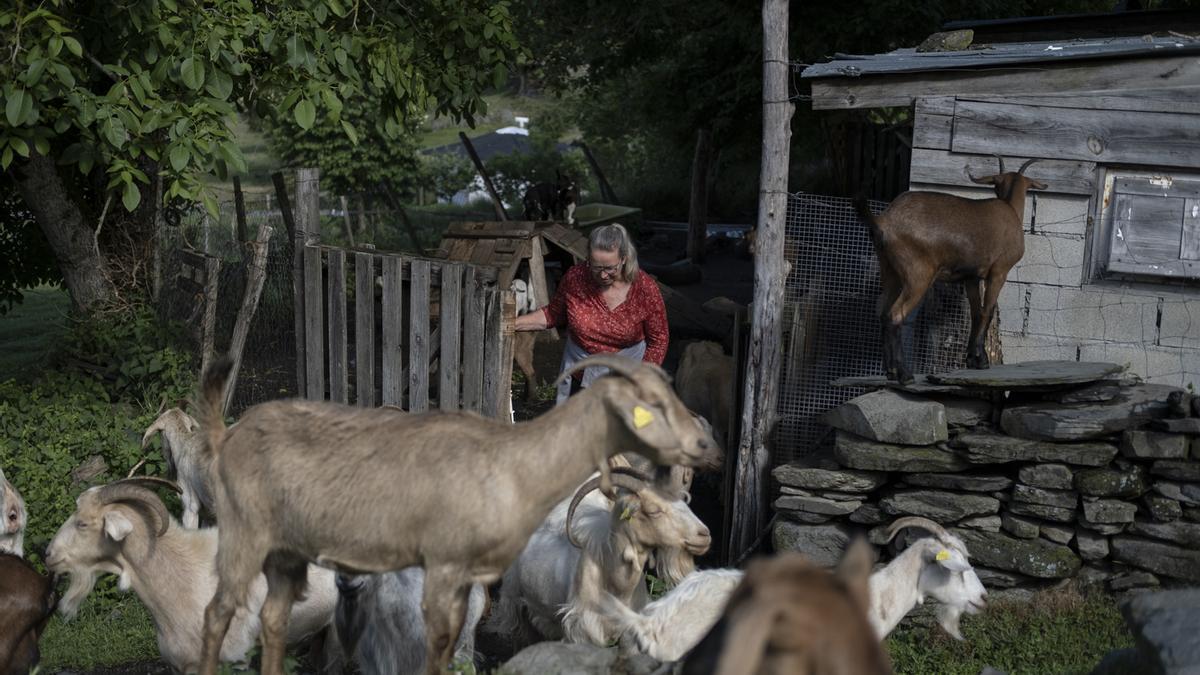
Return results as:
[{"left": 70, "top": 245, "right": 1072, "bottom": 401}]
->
[
  {"left": 936, "top": 549, "right": 951, "bottom": 562},
  {"left": 620, "top": 505, "right": 635, "bottom": 521},
  {"left": 633, "top": 406, "right": 655, "bottom": 429}
]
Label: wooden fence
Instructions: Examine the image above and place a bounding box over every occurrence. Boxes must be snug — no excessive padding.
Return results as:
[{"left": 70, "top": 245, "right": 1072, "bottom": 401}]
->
[{"left": 300, "top": 243, "right": 516, "bottom": 418}]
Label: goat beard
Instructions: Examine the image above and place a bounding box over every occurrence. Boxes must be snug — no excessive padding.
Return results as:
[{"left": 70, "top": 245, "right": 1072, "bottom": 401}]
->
[
  {"left": 58, "top": 569, "right": 100, "bottom": 619},
  {"left": 650, "top": 546, "right": 695, "bottom": 588},
  {"left": 935, "top": 604, "right": 965, "bottom": 641}
]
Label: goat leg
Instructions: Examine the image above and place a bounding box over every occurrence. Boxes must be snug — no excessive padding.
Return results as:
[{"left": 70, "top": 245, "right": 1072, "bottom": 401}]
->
[
  {"left": 421, "top": 569, "right": 472, "bottom": 675},
  {"left": 964, "top": 279, "right": 988, "bottom": 370},
  {"left": 971, "top": 273, "right": 1007, "bottom": 371},
  {"left": 259, "top": 556, "right": 307, "bottom": 675}
]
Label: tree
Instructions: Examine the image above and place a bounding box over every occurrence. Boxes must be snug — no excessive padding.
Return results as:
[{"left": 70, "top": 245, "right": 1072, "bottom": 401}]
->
[{"left": 0, "top": 0, "right": 522, "bottom": 314}]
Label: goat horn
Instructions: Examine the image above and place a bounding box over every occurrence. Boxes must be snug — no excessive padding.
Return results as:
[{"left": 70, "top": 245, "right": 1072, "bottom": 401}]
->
[
  {"left": 884, "top": 516, "right": 952, "bottom": 545},
  {"left": 1017, "top": 158, "right": 1040, "bottom": 175},
  {"left": 95, "top": 479, "right": 180, "bottom": 537},
  {"left": 554, "top": 355, "right": 671, "bottom": 387},
  {"left": 566, "top": 470, "right": 654, "bottom": 548},
  {"left": 993, "top": 153, "right": 1006, "bottom": 175}
]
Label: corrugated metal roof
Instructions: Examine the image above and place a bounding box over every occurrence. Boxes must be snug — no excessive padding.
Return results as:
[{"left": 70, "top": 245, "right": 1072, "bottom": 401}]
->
[{"left": 802, "top": 35, "right": 1200, "bottom": 79}]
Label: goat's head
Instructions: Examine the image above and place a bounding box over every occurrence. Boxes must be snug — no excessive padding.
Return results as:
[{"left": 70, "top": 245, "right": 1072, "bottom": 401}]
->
[
  {"left": 45, "top": 478, "right": 180, "bottom": 618},
  {"left": 885, "top": 517, "right": 987, "bottom": 640},
  {"left": 555, "top": 170, "right": 578, "bottom": 201},
  {"left": 567, "top": 470, "right": 710, "bottom": 585},
  {"left": 967, "top": 156, "right": 1047, "bottom": 201},
  {"left": 559, "top": 355, "right": 722, "bottom": 471},
  {"left": 1, "top": 466, "right": 27, "bottom": 552}
]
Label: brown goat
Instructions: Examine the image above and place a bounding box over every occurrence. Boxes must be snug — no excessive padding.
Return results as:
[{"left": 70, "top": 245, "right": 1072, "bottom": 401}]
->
[
  {"left": 0, "top": 553, "right": 58, "bottom": 675},
  {"left": 680, "top": 539, "right": 892, "bottom": 675},
  {"left": 856, "top": 157, "right": 1046, "bottom": 383}
]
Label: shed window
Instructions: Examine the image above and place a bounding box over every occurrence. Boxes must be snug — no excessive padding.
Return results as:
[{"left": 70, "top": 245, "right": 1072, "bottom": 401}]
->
[{"left": 1101, "top": 171, "right": 1200, "bottom": 280}]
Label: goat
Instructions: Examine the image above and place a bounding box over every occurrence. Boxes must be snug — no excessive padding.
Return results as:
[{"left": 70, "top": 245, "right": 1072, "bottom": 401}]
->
[
  {"left": 0, "top": 553, "right": 57, "bottom": 675},
  {"left": 335, "top": 569, "right": 486, "bottom": 675},
  {"left": 487, "top": 469, "right": 708, "bottom": 649},
  {"left": 868, "top": 516, "right": 987, "bottom": 640},
  {"left": 680, "top": 540, "right": 892, "bottom": 675},
  {"left": 674, "top": 341, "right": 734, "bottom": 450},
  {"left": 45, "top": 478, "right": 338, "bottom": 673},
  {"left": 855, "top": 156, "right": 1046, "bottom": 383},
  {"left": 141, "top": 407, "right": 213, "bottom": 529},
  {"left": 0, "top": 466, "right": 26, "bottom": 557},
  {"left": 195, "top": 353, "right": 721, "bottom": 675},
  {"left": 522, "top": 171, "right": 578, "bottom": 224}
]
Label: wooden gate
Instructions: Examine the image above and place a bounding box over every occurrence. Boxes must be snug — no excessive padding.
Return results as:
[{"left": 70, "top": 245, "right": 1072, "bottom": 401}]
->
[{"left": 300, "top": 244, "right": 516, "bottom": 418}]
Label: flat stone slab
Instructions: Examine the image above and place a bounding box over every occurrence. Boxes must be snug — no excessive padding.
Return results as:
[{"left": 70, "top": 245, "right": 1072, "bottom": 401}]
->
[
  {"left": 1121, "top": 430, "right": 1190, "bottom": 459},
  {"left": 1001, "top": 384, "right": 1180, "bottom": 441},
  {"left": 774, "top": 494, "right": 862, "bottom": 516},
  {"left": 1012, "top": 484, "right": 1078, "bottom": 509},
  {"left": 830, "top": 374, "right": 972, "bottom": 394},
  {"left": 1083, "top": 499, "right": 1138, "bottom": 524},
  {"left": 903, "top": 472, "right": 1013, "bottom": 492},
  {"left": 834, "top": 431, "right": 969, "bottom": 473},
  {"left": 1112, "top": 536, "right": 1200, "bottom": 582},
  {"left": 772, "top": 521, "right": 851, "bottom": 568},
  {"left": 1074, "top": 466, "right": 1148, "bottom": 498},
  {"left": 1001, "top": 512, "right": 1040, "bottom": 539},
  {"left": 1122, "top": 589, "right": 1200, "bottom": 672},
  {"left": 772, "top": 463, "right": 889, "bottom": 493},
  {"left": 1150, "top": 418, "right": 1200, "bottom": 434},
  {"left": 952, "top": 430, "right": 1118, "bottom": 466},
  {"left": 1076, "top": 530, "right": 1109, "bottom": 560},
  {"left": 1126, "top": 519, "right": 1200, "bottom": 548},
  {"left": 1150, "top": 460, "right": 1200, "bottom": 482},
  {"left": 822, "top": 390, "right": 948, "bottom": 445},
  {"left": 927, "top": 361, "right": 1124, "bottom": 388},
  {"left": 1144, "top": 495, "right": 1183, "bottom": 522},
  {"left": 953, "top": 528, "right": 1082, "bottom": 578},
  {"left": 1018, "top": 463, "right": 1074, "bottom": 490},
  {"left": 879, "top": 489, "right": 1000, "bottom": 521},
  {"left": 1153, "top": 481, "right": 1200, "bottom": 506},
  {"left": 1007, "top": 501, "right": 1076, "bottom": 523}
]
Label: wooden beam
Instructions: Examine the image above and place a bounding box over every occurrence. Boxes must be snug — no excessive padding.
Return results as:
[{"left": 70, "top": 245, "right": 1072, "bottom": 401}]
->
[
  {"left": 960, "top": 87, "right": 1200, "bottom": 115},
  {"left": 222, "top": 225, "right": 274, "bottom": 414},
  {"left": 908, "top": 148, "right": 1097, "bottom": 195},
  {"left": 728, "top": 0, "right": 792, "bottom": 563},
  {"left": 355, "top": 252, "right": 376, "bottom": 407},
  {"left": 303, "top": 246, "right": 325, "bottom": 400},
  {"left": 459, "top": 132, "right": 510, "bottom": 221},
  {"left": 408, "top": 260, "right": 431, "bottom": 412},
  {"left": 381, "top": 256, "right": 404, "bottom": 406},
  {"left": 810, "top": 55, "right": 1200, "bottom": 110},
  {"left": 439, "top": 263, "right": 464, "bottom": 411},
  {"left": 575, "top": 141, "right": 620, "bottom": 204},
  {"left": 327, "top": 249, "right": 348, "bottom": 404},
  {"left": 688, "top": 128, "right": 713, "bottom": 264},
  {"left": 289, "top": 169, "right": 320, "bottom": 396}
]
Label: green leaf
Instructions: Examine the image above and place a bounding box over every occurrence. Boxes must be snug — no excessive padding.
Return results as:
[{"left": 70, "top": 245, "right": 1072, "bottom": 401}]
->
[
  {"left": 5, "top": 89, "right": 31, "bottom": 126},
  {"left": 33, "top": 135, "right": 49, "bottom": 155},
  {"left": 327, "top": 0, "right": 348, "bottom": 17},
  {"left": 101, "top": 117, "right": 128, "bottom": 148},
  {"left": 493, "top": 62, "right": 508, "bottom": 89},
  {"left": 63, "top": 36, "right": 83, "bottom": 58},
  {"left": 51, "top": 63, "right": 75, "bottom": 87},
  {"left": 122, "top": 181, "right": 141, "bottom": 212},
  {"left": 25, "top": 59, "right": 47, "bottom": 84},
  {"left": 180, "top": 56, "right": 204, "bottom": 90},
  {"left": 10, "top": 137, "right": 29, "bottom": 158},
  {"left": 48, "top": 36, "right": 63, "bottom": 57},
  {"left": 201, "top": 191, "right": 219, "bottom": 218},
  {"left": 206, "top": 70, "right": 233, "bottom": 100},
  {"left": 168, "top": 144, "right": 189, "bottom": 172},
  {"left": 340, "top": 119, "right": 358, "bottom": 145},
  {"left": 293, "top": 98, "right": 316, "bottom": 130},
  {"left": 1, "top": 146, "right": 11, "bottom": 170}
]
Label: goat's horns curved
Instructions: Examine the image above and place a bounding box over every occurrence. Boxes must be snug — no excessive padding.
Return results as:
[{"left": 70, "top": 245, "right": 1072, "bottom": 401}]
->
[
  {"left": 566, "top": 468, "right": 654, "bottom": 549},
  {"left": 884, "top": 516, "right": 952, "bottom": 545},
  {"left": 554, "top": 355, "right": 671, "bottom": 387},
  {"left": 1017, "top": 158, "right": 1040, "bottom": 175},
  {"left": 95, "top": 478, "right": 181, "bottom": 537},
  {"left": 993, "top": 154, "right": 1007, "bottom": 175}
]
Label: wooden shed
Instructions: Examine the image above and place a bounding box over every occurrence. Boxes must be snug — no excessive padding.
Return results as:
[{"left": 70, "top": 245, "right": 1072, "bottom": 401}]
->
[
  {"left": 802, "top": 13, "right": 1200, "bottom": 385},
  {"left": 436, "top": 221, "right": 589, "bottom": 307}
]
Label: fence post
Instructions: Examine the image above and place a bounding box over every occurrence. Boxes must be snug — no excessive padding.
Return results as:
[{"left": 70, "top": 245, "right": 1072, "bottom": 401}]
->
[{"left": 294, "top": 168, "right": 321, "bottom": 398}]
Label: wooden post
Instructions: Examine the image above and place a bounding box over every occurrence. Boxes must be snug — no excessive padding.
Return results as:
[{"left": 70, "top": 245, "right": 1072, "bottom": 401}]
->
[
  {"left": 728, "top": 0, "right": 793, "bottom": 562},
  {"left": 355, "top": 252, "right": 376, "bottom": 407},
  {"left": 295, "top": 168, "right": 322, "bottom": 399},
  {"left": 338, "top": 195, "right": 357, "bottom": 247},
  {"left": 458, "top": 132, "right": 510, "bottom": 221},
  {"left": 199, "top": 256, "right": 221, "bottom": 377},
  {"left": 273, "top": 171, "right": 304, "bottom": 396},
  {"left": 687, "top": 128, "right": 713, "bottom": 264},
  {"left": 575, "top": 141, "right": 620, "bottom": 204},
  {"left": 232, "top": 176, "right": 249, "bottom": 257},
  {"left": 221, "top": 225, "right": 275, "bottom": 414}
]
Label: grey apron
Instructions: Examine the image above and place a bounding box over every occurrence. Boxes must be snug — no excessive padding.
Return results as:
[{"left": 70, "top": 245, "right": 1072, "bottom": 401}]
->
[{"left": 555, "top": 335, "right": 646, "bottom": 406}]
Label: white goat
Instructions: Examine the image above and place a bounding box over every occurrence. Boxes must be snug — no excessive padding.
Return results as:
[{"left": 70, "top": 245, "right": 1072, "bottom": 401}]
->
[
  {"left": 45, "top": 478, "right": 338, "bottom": 672},
  {"left": 0, "top": 466, "right": 26, "bottom": 557},
  {"left": 487, "top": 469, "right": 710, "bottom": 649},
  {"left": 601, "top": 516, "right": 987, "bottom": 661},
  {"left": 674, "top": 341, "right": 734, "bottom": 450},
  {"left": 335, "top": 569, "right": 486, "bottom": 675},
  {"left": 141, "top": 407, "right": 213, "bottom": 529}
]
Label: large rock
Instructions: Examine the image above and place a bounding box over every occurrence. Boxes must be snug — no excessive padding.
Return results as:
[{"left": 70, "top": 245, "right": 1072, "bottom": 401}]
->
[
  {"left": 1040, "top": 523, "right": 1075, "bottom": 545},
  {"left": 1126, "top": 519, "right": 1200, "bottom": 548},
  {"left": 928, "top": 360, "right": 1123, "bottom": 388},
  {"left": 1185, "top": 505, "right": 1200, "bottom": 523},
  {"left": 1001, "top": 512, "right": 1040, "bottom": 539},
  {"left": 1083, "top": 499, "right": 1138, "bottom": 524},
  {"left": 952, "top": 430, "right": 1117, "bottom": 466},
  {"left": 1074, "top": 466, "right": 1148, "bottom": 498},
  {"left": 1111, "top": 537, "right": 1200, "bottom": 581},
  {"left": 959, "top": 515, "right": 1002, "bottom": 532},
  {"left": 1000, "top": 384, "right": 1180, "bottom": 441},
  {"left": 879, "top": 490, "right": 1000, "bottom": 521},
  {"left": 834, "top": 431, "right": 968, "bottom": 472},
  {"left": 1007, "top": 501, "right": 1076, "bottom": 523},
  {"left": 849, "top": 503, "right": 886, "bottom": 525},
  {"left": 1076, "top": 530, "right": 1109, "bottom": 561},
  {"left": 774, "top": 494, "right": 862, "bottom": 517},
  {"left": 1051, "top": 380, "right": 1128, "bottom": 404},
  {"left": 1150, "top": 460, "right": 1200, "bottom": 482},
  {"left": 772, "top": 463, "right": 889, "bottom": 492},
  {"left": 1122, "top": 589, "right": 1200, "bottom": 672},
  {"left": 973, "top": 566, "right": 1031, "bottom": 589},
  {"left": 952, "top": 528, "right": 1082, "bottom": 578},
  {"left": 778, "top": 511, "right": 833, "bottom": 524},
  {"left": 1012, "top": 484, "right": 1078, "bottom": 509},
  {"left": 930, "top": 395, "right": 993, "bottom": 428},
  {"left": 501, "top": 642, "right": 660, "bottom": 675},
  {"left": 1144, "top": 495, "right": 1183, "bottom": 522},
  {"left": 1109, "top": 570, "right": 1161, "bottom": 592},
  {"left": 903, "top": 473, "right": 1012, "bottom": 492},
  {"left": 1018, "top": 463, "right": 1074, "bottom": 490},
  {"left": 1152, "top": 481, "right": 1200, "bottom": 506},
  {"left": 1120, "top": 430, "right": 1189, "bottom": 459},
  {"left": 772, "top": 521, "right": 851, "bottom": 567},
  {"left": 1077, "top": 518, "right": 1126, "bottom": 535},
  {"left": 823, "top": 390, "right": 948, "bottom": 445}
]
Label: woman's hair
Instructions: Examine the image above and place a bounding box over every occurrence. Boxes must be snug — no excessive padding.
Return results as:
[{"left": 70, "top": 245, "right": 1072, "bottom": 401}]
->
[{"left": 588, "top": 223, "right": 640, "bottom": 282}]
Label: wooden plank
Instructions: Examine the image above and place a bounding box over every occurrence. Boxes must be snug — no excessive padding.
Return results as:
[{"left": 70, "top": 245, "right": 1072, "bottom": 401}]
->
[
  {"left": 439, "top": 264, "right": 464, "bottom": 411},
  {"left": 960, "top": 87, "right": 1200, "bottom": 115},
  {"left": 320, "top": 246, "right": 498, "bottom": 284},
  {"left": 199, "top": 256, "right": 220, "bottom": 376},
  {"left": 273, "top": 171, "right": 306, "bottom": 397},
  {"left": 177, "top": 249, "right": 209, "bottom": 270},
  {"left": 915, "top": 96, "right": 956, "bottom": 116},
  {"left": 470, "top": 239, "right": 498, "bottom": 266},
  {"left": 461, "top": 268, "right": 486, "bottom": 413},
  {"left": 908, "top": 148, "right": 1096, "bottom": 195},
  {"left": 355, "top": 252, "right": 376, "bottom": 407},
  {"left": 303, "top": 246, "right": 325, "bottom": 400},
  {"left": 327, "top": 249, "right": 348, "bottom": 404},
  {"left": 381, "top": 256, "right": 404, "bottom": 406},
  {"left": 442, "top": 229, "right": 537, "bottom": 240},
  {"left": 1184, "top": 199, "right": 1200, "bottom": 262},
  {"left": 408, "top": 259, "right": 432, "bottom": 412},
  {"left": 498, "top": 289, "right": 516, "bottom": 421},
  {"left": 1114, "top": 176, "right": 1200, "bottom": 200},
  {"left": 951, "top": 99, "right": 1200, "bottom": 170},
  {"left": 913, "top": 111, "right": 953, "bottom": 150},
  {"left": 809, "top": 54, "right": 1200, "bottom": 110},
  {"left": 481, "top": 288, "right": 505, "bottom": 419},
  {"left": 528, "top": 235, "right": 550, "bottom": 308}
]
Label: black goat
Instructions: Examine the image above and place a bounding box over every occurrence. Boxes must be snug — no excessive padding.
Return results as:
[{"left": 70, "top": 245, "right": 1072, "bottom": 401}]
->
[
  {"left": 0, "top": 553, "right": 58, "bottom": 675},
  {"left": 522, "top": 171, "right": 578, "bottom": 224}
]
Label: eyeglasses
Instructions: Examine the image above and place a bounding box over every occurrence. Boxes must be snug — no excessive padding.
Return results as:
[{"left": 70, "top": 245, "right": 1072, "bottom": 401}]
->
[{"left": 588, "top": 262, "right": 621, "bottom": 275}]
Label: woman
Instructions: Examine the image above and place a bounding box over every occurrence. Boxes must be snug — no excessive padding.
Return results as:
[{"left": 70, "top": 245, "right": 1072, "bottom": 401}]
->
[{"left": 515, "top": 223, "right": 669, "bottom": 404}]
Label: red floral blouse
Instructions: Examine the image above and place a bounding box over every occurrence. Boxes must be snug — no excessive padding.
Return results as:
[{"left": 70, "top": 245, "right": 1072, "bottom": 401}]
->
[{"left": 542, "top": 265, "right": 669, "bottom": 365}]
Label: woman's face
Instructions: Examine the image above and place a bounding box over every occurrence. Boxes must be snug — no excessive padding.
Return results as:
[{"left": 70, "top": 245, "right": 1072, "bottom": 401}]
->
[{"left": 587, "top": 247, "right": 623, "bottom": 287}]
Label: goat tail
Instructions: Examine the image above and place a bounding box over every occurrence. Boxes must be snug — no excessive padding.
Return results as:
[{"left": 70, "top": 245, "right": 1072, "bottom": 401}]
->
[
  {"left": 200, "top": 356, "right": 233, "bottom": 458},
  {"left": 854, "top": 197, "right": 879, "bottom": 229}
]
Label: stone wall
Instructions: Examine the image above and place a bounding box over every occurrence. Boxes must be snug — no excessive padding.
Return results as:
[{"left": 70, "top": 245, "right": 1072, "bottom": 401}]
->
[{"left": 771, "top": 367, "right": 1200, "bottom": 592}]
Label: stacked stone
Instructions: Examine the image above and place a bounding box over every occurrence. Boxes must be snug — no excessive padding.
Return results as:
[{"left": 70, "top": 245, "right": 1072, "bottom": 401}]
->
[{"left": 771, "top": 364, "right": 1200, "bottom": 593}]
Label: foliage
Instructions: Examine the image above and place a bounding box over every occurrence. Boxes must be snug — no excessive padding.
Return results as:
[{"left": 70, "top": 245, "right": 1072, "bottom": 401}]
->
[
  {"left": 485, "top": 108, "right": 590, "bottom": 206},
  {"left": 38, "top": 597, "right": 159, "bottom": 669},
  {"left": 421, "top": 152, "right": 478, "bottom": 202},
  {"left": 885, "top": 585, "right": 1132, "bottom": 675},
  {"left": 0, "top": 286, "right": 70, "bottom": 383},
  {"left": 0, "top": 182, "right": 60, "bottom": 314}
]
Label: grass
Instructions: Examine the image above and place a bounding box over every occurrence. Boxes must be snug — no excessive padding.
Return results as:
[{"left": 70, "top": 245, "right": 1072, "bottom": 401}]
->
[
  {"left": 38, "top": 597, "right": 161, "bottom": 670},
  {"left": 0, "top": 285, "right": 71, "bottom": 383},
  {"left": 886, "top": 584, "right": 1133, "bottom": 675}
]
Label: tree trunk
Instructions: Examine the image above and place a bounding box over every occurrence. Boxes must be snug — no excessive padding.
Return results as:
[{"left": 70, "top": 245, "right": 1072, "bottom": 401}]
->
[
  {"left": 687, "top": 128, "right": 712, "bottom": 264},
  {"left": 13, "top": 154, "right": 116, "bottom": 313}
]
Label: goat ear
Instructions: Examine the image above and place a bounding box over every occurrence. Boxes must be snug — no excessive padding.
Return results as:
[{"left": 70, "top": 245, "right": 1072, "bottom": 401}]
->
[
  {"left": 933, "top": 548, "right": 972, "bottom": 573},
  {"left": 1029, "top": 179, "right": 1047, "bottom": 191},
  {"left": 103, "top": 511, "right": 135, "bottom": 542},
  {"left": 606, "top": 390, "right": 681, "bottom": 456},
  {"left": 835, "top": 537, "right": 875, "bottom": 610}
]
